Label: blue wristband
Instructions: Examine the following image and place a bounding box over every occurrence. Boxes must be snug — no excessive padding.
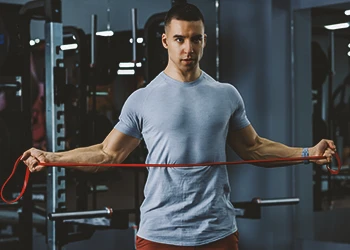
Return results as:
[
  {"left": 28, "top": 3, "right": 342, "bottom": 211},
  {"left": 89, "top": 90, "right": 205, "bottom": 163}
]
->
[{"left": 302, "top": 148, "right": 309, "bottom": 164}]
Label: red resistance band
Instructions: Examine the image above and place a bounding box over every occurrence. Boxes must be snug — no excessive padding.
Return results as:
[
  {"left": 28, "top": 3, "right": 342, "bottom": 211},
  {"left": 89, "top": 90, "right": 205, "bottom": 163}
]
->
[{"left": 0, "top": 153, "right": 342, "bottom": 204}]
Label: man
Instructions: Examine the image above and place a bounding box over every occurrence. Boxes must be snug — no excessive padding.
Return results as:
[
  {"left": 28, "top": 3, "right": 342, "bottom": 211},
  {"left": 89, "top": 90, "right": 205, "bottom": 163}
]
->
[{"left": 22, "top": 3, "right": 336, "bottom": 250}]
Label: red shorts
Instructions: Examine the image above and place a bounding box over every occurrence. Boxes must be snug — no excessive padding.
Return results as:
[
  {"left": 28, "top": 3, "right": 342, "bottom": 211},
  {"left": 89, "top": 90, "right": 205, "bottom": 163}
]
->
[{"left": 136, "top": 231, "right": 239, "bottom": 250}]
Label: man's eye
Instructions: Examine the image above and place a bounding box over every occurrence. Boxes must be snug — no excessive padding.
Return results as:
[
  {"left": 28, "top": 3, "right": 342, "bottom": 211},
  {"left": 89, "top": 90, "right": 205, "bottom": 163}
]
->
[
  {"left": 193, "top": 38, "right": 201, "bottom": 43},
  {"left": 175, "top": 38, "right": 184, "bottom": 42}
]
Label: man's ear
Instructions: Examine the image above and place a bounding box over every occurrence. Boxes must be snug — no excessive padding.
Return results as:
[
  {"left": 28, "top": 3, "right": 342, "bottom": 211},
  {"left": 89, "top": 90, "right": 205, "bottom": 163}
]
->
[
  {"left": 162, "top": 33, "right": 168, "bottom": 49},
  {"left": 203, "top": 34, "right": 207, "bottom": 48}
]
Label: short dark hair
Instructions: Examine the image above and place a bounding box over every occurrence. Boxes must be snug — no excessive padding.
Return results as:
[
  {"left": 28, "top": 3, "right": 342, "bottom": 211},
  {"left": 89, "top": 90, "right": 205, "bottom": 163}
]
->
[{"left": 164, "top": 3, "right": 204, "bottom": 29}]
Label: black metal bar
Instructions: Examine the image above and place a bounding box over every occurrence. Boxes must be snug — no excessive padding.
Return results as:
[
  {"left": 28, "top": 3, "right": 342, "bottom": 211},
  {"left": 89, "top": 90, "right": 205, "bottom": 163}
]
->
[
  {"left": 45, "top": 0, "right": 61, "bottom": 22},
  {"left": 90, "top": 15, "right": 97, "bottom": 68},
  {"left": 0, "top": 76, "right": 21, "bottom": 89},
  {"left": 90, "top": 14, "right": 97, "bottom": 145},
  {"left": 232, "top": 197, "right": 300, "bottom": 219},
  {"left": 328, "top": 31, "right": 334, "bottom": 140},
  {"left": 215, "top": 0, "right": 220, "bottom": 81},
  {"left": 327, "top": 31, "right": 335, "bottom": 208},
  {"left": 252, "top": 197, "right": 300, "bottom": 206},
  {"left": 131, "top": 8, "right": 137, "bottom": 62},
  {"left": 48, "top": 207, "right": 113, "bottom": 221}
]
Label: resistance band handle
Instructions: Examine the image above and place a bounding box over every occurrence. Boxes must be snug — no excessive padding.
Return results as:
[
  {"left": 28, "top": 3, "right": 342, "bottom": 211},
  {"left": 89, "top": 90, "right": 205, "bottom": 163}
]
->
[{"left": 0, "top": 153, "right": 342, "bottom": 204}]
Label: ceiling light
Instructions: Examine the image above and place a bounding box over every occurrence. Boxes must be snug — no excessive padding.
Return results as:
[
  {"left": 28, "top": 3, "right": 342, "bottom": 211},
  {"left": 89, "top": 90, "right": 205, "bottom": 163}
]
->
[
  {"left": 119, "top": 62, "right": 135, "bottom": 68},
  {"left": 60, "top": 43, "right": 78, "bottom": 51},
  {"left": 324, "top": 22, "right": 350, "bottom": 30},
  {"left": 96, "top": 30, "right": 114, "bottom": 37},
  {"left": 117, "top": 69, "right": 135, "bottom": 75}
]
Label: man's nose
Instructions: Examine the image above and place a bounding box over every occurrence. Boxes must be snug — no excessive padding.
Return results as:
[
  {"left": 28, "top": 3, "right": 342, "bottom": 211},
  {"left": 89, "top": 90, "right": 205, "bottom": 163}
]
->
[{"left": 184, "top": 40, "right": 194, "bottom": 54}]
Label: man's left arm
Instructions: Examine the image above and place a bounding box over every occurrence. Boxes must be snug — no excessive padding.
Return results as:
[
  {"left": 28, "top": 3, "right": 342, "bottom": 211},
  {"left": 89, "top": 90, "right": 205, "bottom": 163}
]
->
[{"left": 227, "top": 124, "right": 336, "bottom": 167}]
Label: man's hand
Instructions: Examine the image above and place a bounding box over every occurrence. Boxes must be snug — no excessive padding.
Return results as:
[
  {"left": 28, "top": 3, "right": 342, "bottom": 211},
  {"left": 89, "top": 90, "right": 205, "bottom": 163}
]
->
[
  {"left": 309, "top": 139, "right": 336, "bottom": 165},
  {"left": 21, "top": 148, "right": 52, "bottom": 172}
]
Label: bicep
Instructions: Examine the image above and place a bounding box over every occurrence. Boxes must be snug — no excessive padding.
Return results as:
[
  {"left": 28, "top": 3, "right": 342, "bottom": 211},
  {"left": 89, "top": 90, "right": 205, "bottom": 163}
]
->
[
  {"left": 227, "top": 124, "right": 259, "bottom": 159},
  {"left": 102, "top": 128, "right": 141, "bottom": 162}
]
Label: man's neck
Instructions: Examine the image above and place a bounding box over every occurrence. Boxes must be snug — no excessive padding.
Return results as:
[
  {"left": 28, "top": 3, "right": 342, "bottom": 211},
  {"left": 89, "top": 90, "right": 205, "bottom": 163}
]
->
[{"left": 163, "top": 66, "right": 201, "bottom": 82}]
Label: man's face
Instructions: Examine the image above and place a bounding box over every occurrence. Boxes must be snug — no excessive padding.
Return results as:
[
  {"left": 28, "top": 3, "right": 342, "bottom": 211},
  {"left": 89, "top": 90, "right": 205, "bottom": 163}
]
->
[{"left": 162, "top": 19, "right": 206, "bottom": 73}]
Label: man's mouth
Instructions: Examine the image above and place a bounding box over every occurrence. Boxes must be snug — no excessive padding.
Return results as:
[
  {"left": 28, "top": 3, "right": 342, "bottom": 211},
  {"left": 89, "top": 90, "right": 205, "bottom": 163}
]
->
[{"left": 182, "top": 58, "right": 195, "bottom": 62}]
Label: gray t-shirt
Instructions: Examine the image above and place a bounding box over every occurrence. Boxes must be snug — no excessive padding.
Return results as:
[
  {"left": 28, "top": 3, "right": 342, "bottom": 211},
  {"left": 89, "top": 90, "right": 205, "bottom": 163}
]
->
[{"left": 115, "top": 71, "right": 250, "bottom": 246}]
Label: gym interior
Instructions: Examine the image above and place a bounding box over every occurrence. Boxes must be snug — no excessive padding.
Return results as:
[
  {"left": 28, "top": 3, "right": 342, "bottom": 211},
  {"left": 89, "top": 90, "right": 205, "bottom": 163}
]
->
[{"left": 0, "top": 0, "right": 350, "bottom": 249}]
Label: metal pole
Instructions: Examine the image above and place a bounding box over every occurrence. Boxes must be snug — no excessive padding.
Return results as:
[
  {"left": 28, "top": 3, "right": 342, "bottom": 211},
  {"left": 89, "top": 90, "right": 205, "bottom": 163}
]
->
[
  {"left": 90, "top": 14, "right": 97, "bottom": 144},
  {"left": 327, "top": 31, "right": 335, "bottom": 209},
  {"left": 90, "top": 15, "right": 97, "bottom": 68},
  {"left": 252, "top": 197, "right": 300, "bottom": 206},
  {"left": 131, "top": 8, "right": 138, "bottom": 63},
  {"left": 45, "top": 1, "right": 66, "bottom": 248},
  {"left": 215, "top": 0, "right": 220, "bottom": 81},
  {"left": 328, "top": 31, "right": 335, "bottom": 138},
  {"left": 45, "top": 21, "right": 66, "bottom": 250},
  {"left": 289, "top": 4, "right": 297, "bottom": 250},
  {"left": 48, "top": 207, "right": 112, "bottom": 221}
]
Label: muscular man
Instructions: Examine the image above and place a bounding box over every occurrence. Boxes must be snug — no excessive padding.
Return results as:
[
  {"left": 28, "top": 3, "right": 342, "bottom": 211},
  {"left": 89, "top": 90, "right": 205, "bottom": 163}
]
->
[{"left": 22, "top": 3, "right": 335, "bottom": 250}]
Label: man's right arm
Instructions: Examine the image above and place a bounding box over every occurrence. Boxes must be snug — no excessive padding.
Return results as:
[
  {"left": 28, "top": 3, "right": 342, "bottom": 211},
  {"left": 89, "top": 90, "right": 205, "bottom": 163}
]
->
[{"left": 21, "top": 129, "right": 141, "bottom": 173}]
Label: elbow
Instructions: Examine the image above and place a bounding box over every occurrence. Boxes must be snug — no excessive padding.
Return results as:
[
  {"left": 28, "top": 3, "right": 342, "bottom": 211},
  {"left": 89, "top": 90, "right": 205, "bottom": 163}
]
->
[
  {"left": 101, "top": 143, "right": 128, "bottom": 164},
  {"left": 98, "top": 143, "right": 116, "bottom": 164},
  {"left": 239, "top": 136, "right": 263, "bottom": 161}
]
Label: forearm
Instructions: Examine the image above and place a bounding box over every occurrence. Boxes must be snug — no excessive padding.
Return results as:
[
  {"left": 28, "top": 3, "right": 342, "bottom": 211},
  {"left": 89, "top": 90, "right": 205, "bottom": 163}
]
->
[
  {"left": 48, "top": 144, "right": 118, "bottom": 173},
  {"left": 238, "top": 136, "right": 304, "bottom": 167},
  {"left": 23, "top": 129, "right": 140, "bottom": 173}
]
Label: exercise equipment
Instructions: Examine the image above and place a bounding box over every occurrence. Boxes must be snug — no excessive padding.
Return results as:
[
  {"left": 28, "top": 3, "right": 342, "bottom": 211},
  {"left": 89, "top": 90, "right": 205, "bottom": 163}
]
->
[
  {"left": 143, "top": 12, "right": 167, "bottom": 84},
  {"left": 1, "top": 152, "right": 342, "bottom": 205},
  {"left": 0, "top": 1, "right": 145, "bottom": 248},
  {"left": 233, "top": 197, "right": 300, "bottom": 219},
  {"left": 0, "top": 2, "right": 34, "bottom": 249},
  {"left": 311, "top": 30, "right": 350, "bottom": 211}
]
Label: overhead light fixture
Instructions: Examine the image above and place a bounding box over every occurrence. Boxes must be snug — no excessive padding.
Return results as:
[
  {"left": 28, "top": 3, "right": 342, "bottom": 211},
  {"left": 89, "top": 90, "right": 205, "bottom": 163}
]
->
[
  {"left": 345, "top": 10, "right": 350, "bottom": 16},
  {"left": 96, "top": 30, "right": 114, "bottom": 37},
  {"left": 119, "top": 62, "right": 135, "bottom": 68},
  {"left": 129, "top": 37, "right": 144, "bottom": 43},
  {"left": 324, "top": 22, "right": 350, "bottom": 30},
  {"left": 117, "top": 69, "right": 135, "bottom": 75},
  {"left": 118, "top": 62, "right": 142, "bottom": 68},
  {"left": 60, "top": 43, "right": 78, "bottom": 51}
]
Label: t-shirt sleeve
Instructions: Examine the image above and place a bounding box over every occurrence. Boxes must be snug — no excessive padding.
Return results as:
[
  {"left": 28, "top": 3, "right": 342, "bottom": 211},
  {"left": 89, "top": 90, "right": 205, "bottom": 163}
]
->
[
  {"left": 114, "top": 90, "right": 143, "bottom": 139},
  {"left": 229, "top": 86, "right": 250, "bottom": 131}
]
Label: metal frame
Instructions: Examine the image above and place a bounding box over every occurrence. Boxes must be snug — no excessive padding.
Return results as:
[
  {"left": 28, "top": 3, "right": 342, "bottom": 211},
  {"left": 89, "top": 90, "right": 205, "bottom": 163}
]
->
[{"left": 44, "top": 1, "right": 66, "bottom": 249}]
